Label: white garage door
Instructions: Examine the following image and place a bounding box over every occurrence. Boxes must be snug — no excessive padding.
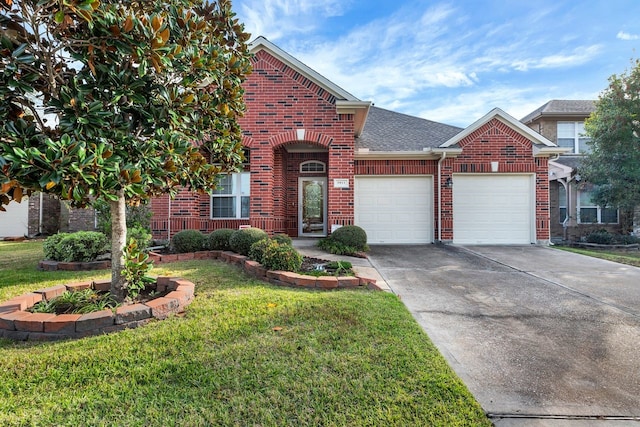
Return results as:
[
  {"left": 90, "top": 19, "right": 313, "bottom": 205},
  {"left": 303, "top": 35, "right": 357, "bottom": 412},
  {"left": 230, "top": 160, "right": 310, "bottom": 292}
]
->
[
  {"left": 0, "top": 198, "right": 29, "bottom": 238},
  {"left": 355, "top": 176, "right": 432, "bottom": 244},
  {"left": 453, "top": 175, "right": 534, "bottom": 245}
]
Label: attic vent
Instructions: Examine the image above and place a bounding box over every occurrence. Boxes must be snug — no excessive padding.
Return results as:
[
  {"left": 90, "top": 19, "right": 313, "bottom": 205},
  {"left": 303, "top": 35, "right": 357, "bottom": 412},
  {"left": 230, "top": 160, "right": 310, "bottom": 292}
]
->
[{"left": 300, "top": 161, "right": 326, "bottom": 173}]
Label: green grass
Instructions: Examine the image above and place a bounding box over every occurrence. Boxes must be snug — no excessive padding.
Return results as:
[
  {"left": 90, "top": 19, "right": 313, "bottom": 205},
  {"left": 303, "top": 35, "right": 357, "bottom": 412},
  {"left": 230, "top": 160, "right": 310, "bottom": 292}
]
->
[
  {"left": 0, "top": 241, "right": 490, "bottom": 426},
  {"left": 556, "top": 246, "right": 640, "bottom": 268}
]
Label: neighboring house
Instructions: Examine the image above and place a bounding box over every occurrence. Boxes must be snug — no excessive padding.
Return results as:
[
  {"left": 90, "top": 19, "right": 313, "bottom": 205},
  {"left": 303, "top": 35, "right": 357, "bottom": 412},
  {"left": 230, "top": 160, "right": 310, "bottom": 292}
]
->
[
  {"left": 521, "top": 100, "right": 630, "bottom": 242},
  {"left": 0, "top": 193, "right": 96, "bottom": 239},
  {"left": 150, "top": 36, "right": 564, "bottom": 245}
]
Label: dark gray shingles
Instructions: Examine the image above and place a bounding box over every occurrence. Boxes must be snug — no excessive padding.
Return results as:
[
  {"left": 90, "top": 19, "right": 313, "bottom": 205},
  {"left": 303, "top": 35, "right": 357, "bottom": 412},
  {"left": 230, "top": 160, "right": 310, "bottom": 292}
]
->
[
  {"left": 521, "top": 100, "right": 595, "bottom": 124},
  {"left": 553, "top": 155, "right": 584, "bottom": 170},
  {"left": 356, "top": 106, "right": 463, "bottom": 151}
]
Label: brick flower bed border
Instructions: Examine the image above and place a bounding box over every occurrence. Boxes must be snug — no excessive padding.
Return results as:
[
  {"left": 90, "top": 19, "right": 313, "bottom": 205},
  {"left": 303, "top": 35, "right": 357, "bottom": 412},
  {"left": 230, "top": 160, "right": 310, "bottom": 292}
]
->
[
  {"left": 0, "top": 277, "right": 194, "bottom": 342},
  {"left": 38, "top": 250, "right": 380, "bottom": 290},
  {"left": 147, "top": 250, "right": 380, "bottom": 291}
]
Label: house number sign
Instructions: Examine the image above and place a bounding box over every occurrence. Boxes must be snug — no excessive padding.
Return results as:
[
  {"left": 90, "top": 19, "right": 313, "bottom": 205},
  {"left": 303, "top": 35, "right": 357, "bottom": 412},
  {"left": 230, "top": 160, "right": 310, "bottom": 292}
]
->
[{"left": 333, "top": 179, "right": 349, "bottom": 188}]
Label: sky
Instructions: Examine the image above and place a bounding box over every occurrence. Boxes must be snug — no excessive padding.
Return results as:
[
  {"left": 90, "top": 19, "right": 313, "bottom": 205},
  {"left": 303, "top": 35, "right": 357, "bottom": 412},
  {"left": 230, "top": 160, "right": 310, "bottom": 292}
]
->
[{"left": 232, "top": 0, "right": 640, "bottom": 128}]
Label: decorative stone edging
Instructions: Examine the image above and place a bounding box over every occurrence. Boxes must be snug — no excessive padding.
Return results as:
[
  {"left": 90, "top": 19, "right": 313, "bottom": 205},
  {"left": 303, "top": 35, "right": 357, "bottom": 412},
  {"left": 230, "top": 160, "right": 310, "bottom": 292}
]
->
[
  {"left": 148, "top": 250, "right": 381, "bottom": 291},
  {"left": 38, "top": 250, "right": 380, "bottom": 292},
  {"left": 0, "top": 277, "right": 194, "bottom": 342}
]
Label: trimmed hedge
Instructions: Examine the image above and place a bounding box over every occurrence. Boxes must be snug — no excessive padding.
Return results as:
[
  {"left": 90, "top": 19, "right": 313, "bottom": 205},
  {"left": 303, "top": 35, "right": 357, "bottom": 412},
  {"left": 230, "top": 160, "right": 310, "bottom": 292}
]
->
[
  {"left": 43, "top": 232, "right": 109, "bottom": 262},
  {"left": 206, "top": 228, "right": 235, "bottom": 251},
  {"left": 229, "top": 227, "right": 269, "bottom": 256},
  {"left": 171, "top": 230, "right": 204, "bottom": 254},
  {"left": 261, "top": 241, "right": 303, "bottom": 272}
]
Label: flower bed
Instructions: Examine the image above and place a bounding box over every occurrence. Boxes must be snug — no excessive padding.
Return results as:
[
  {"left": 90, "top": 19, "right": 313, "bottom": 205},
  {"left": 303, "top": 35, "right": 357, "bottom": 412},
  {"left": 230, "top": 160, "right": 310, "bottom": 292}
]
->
[{"left": 0, "top": 277, "right": 194, "bottom": 342}]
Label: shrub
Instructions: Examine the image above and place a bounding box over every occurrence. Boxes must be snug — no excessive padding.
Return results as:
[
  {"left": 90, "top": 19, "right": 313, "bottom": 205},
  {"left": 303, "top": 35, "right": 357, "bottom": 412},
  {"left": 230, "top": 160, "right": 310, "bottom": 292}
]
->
[
  {"left": 617, "top": 234, "right": 640, "bottom": 244},
  {"left": 272, "top": 233, "right": 292, "bottom": 246},
  {"left": 94, "top": 199, "right": 152, "bottom": 237},
  {"left": 249, "top": 238, "right": 274, "bottom": 264},
  {"left": 585, "top": 230, "right": 614, "bottom": 245},
  {"left": 122, "top": 238, "right": 155, "bottom": 300},
  {"left": 43, "top": 232, "right": 109, "bottom": 262},
  {"left": 331, "top": 225, "right": 368, "bottom": 251},
  {"left": 171, "top": 229, "right": 205, "bottom": 253},
  {"left": 127, "top": 226, "right": 152, "bottom": 250},
  {"left": 261, "top": 241, "right": 303, "bottom": 272},
  {"left": 206, "top": 228, "right": 235, "bottom": 251},
  {"left": 229, "top": 227, "right": 269, "bottom": 256}
]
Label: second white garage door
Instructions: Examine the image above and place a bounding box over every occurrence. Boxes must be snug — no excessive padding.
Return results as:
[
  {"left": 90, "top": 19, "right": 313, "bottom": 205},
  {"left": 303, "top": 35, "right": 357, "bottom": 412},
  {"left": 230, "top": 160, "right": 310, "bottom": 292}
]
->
[
  {"left": 355, "top": 176, "right": 432, "bottom": 244},
  {"left": 453, "top": 174, "right": 534, "bottom": 245}
]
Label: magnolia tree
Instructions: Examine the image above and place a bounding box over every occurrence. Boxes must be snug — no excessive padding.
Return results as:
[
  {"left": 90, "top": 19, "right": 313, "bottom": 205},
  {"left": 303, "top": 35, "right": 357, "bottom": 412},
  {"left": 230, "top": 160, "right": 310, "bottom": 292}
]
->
[
  {"left": 0, "top": 0, "right": 252, "bottom": 300},
  {"left": 583, "top": 59, "right": 640, "bottom": 218}
]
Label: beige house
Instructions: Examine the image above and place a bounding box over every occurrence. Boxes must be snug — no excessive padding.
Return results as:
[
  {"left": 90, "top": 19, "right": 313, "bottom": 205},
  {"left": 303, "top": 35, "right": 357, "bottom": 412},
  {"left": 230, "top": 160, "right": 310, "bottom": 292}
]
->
[{"left": 522, "top": 100, "right": 632, "bottom": 241}]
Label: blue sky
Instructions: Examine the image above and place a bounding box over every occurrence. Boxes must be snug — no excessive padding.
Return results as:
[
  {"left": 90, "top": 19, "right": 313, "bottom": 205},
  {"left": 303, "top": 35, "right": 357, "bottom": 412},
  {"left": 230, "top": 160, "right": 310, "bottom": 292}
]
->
[{"left": 233, "top": 0, "right": 640, "bottom": 127}]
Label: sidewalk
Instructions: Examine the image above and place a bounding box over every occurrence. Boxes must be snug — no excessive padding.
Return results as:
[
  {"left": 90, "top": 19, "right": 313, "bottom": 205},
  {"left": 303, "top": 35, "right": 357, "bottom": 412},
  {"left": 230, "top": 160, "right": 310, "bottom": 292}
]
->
[{"left": 292, "top": 238, "right": 390, "bottom": 291}]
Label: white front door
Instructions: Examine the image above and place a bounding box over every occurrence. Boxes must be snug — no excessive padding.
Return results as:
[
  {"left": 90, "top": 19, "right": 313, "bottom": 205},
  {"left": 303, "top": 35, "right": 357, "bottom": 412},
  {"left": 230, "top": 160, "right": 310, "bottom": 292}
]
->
[{"left": 299, "top": 177, "right": 327, "bottom": 237}]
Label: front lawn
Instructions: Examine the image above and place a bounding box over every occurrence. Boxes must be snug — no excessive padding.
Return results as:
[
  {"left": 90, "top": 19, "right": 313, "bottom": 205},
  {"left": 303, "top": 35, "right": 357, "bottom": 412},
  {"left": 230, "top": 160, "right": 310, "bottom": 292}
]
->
[
  {"left": 0, "top": 241, "right": 489, "bottom": 426},
  {"left": 556, "top": 246, "right": 640, "bottom": 268}
]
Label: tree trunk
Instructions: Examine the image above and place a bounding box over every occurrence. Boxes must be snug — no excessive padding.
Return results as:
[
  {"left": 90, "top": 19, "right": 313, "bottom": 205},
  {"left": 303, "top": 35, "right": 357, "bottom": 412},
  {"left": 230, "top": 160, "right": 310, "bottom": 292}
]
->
[{"left": 110, "top": 190, "right": 127, "bottom": 301}]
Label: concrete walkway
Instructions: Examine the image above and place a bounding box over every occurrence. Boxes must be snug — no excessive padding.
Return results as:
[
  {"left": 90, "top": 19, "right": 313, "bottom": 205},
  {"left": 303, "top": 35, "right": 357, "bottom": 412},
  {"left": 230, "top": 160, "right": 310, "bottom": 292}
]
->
[{"left": 367, "top": 244, "right": 640, "bottom": 426}]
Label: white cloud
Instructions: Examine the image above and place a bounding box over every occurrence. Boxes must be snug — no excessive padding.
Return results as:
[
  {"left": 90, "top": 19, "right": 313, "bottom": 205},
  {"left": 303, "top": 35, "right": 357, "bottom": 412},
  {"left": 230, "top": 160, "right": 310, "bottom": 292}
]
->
[
  {"left": 238, "top": 0, "right": 349, "bottom": 40},
  {"left": 617, "top": 31, "right": 639, "bottom": 40}
]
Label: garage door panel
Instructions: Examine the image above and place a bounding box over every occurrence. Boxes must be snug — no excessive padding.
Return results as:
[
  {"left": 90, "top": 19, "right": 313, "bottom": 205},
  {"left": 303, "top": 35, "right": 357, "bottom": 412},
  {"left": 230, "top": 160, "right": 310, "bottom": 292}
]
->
[
  {"left": 453, "top": 175, "right": 533, "bottom": 245},
  {"left": 355, "top": 176, "right": 432, "bottom": 244}
]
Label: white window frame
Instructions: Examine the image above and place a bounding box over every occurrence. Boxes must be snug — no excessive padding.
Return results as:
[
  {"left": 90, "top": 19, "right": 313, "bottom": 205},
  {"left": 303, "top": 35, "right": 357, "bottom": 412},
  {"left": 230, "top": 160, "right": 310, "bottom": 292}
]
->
[
  {"left": 300, "top": 160, "right": 326, "bottom": 174},
  {"left": 210, "top": 172, "right": 250, "bottom": 219},
  {"left": 557, "top": 122, "right": 591, "bottom": 154},
  {"left": 577, "top": 189, "right": 619, "bottom": 224},
  {"left": 558, "top": 185, "right": 567, "bottom": 224}
]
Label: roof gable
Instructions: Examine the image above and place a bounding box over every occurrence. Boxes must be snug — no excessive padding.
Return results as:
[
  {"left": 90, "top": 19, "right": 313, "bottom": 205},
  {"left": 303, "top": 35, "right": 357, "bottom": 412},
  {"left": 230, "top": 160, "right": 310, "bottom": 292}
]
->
[
  {"left": 441, "top": 108, "right": 557, "bottom": 148},
  {"left": 249, "top": 36, "right": 371, "bottom": 136}
]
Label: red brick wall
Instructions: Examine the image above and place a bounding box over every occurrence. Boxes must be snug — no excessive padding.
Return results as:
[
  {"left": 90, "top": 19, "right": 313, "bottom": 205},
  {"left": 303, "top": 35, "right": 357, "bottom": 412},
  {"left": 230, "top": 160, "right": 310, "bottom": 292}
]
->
[
  {"left": 150, "top": 49, "right": 356, "bottom": 239},
  {"left": 439, "top": 118, "right": 550, "bottom": 241}
]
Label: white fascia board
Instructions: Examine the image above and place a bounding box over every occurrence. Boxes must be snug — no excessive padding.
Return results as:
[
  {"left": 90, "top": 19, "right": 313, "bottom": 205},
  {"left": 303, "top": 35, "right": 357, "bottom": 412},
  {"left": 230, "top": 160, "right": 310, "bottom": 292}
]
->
[
  {"left": 533, "top": 146, "right": 573, "bottom": 157},
  {"left": 440, "top": 107, "right": 557, "bottom": 148},
  {"left": 249, "top": 36, "right": 360, "bottom": 102},
  {"left": 336, "top": 100, "right": 372, "bottom": 137}
]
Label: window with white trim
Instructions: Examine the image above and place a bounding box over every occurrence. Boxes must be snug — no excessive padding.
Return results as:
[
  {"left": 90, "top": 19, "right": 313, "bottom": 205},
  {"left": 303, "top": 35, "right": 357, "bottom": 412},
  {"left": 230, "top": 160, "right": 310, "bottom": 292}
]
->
[
  {"left": 557, "top": 122, "right": 591, "bottom": 154},
  {"left": 300, "top": 160, "right": 326, "bottom": 173},
  {"left": 577, "top": 189, "right": 618, "bottom": 224},
  {"left": 211, "top": 173, "right": 250, "bottom": 219},
  {"left": 558, "top": 185, "right": 567, "bottom": 223}
]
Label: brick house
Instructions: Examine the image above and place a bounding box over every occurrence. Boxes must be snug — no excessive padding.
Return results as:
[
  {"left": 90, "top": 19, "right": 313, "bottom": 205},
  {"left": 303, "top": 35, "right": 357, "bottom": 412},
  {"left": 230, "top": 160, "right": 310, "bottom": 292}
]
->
[
  {"left": 521, "top": 100, "right": 631, "bottom": 242},
  {"left": 0, "top": 194, "right": 96, "bottom": 239},
  {"left": 149, "top": 37, "right": 564, "bottom": 245}
]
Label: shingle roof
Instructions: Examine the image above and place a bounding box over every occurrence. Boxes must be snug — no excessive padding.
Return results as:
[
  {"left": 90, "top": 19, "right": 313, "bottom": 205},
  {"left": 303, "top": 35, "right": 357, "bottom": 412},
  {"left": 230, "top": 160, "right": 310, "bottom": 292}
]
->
[
  {"left": 553, "top": 155, "right": 583, "bottom": 170},
  {"left": 356, "top": 106, "right": 463, "bottom": 151},
  {"left": 521, "top": 100, "right": 596, "bottom": 124}
]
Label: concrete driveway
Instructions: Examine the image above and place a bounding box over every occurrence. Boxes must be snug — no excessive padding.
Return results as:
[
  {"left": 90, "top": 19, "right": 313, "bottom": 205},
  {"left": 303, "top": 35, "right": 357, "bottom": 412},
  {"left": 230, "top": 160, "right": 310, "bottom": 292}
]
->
[{"left": 367, "top": 245, "right": 640, "bottom": 425}]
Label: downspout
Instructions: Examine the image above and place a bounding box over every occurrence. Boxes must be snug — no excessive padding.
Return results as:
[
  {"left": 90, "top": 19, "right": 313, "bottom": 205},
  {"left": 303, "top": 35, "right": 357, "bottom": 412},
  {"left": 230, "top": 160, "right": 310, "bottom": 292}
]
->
[
  {"left": 437, "top": 152, "right": 447, "bottom": 243},
  {"left": 167, "top": 197, "right": 172, "bottom": 241},
  {"left": 38, "top": 192, "right": 43, "bottom": 235}
]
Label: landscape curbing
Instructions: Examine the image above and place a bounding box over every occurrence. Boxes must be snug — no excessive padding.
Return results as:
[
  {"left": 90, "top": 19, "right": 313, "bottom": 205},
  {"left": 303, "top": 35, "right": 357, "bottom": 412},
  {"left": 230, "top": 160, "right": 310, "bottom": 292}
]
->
[
  {"left": 0, "top": 277, "right": 194, "bottom": 342},
  {"left": 5, "top": 248, "right": 380, "bottom": 341}
]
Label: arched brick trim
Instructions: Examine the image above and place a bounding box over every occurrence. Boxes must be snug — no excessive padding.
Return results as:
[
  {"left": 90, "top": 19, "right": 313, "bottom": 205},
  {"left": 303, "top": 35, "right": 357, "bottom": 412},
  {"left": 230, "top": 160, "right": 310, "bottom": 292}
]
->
[
  {"left": 268, "top": 130, "right": 333, "bottom": 149},
  {"left": 242, "top": 134, "right": 256, "bottom": 148}
]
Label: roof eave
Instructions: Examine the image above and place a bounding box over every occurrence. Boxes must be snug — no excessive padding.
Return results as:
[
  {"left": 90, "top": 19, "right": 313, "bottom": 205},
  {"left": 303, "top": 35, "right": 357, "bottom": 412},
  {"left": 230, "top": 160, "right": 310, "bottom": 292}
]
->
[
  {"left": 336, "top": 100, "right": 372, "bottom": 137},
  {"left": 355, "top": 147, "right": 462, "bottom": 160},
  {"left": 533, "top": 146, "right": 573, "bottom": 157}
]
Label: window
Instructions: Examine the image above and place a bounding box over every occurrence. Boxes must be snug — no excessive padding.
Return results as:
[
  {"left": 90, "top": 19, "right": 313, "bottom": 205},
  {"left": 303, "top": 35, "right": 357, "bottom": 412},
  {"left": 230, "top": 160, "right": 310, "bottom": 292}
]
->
[
  {"left": 577, "top": 189, "right": 618, "bottom": 224},
  {"left": 557, "top": 122, "right": 591, "bottom": 154},
  {"left": 558, "top": 185, "right": 567, "bottom": 223},
  {"left": 300, "top": 161, "right": 326, "bottom": 173},
  {"left": 211, "top": 173, "right": 250, "bottom": 219}
]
